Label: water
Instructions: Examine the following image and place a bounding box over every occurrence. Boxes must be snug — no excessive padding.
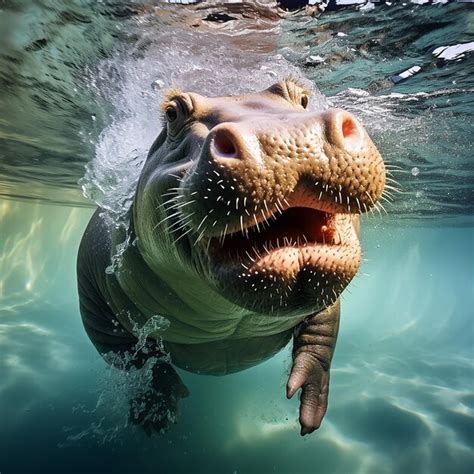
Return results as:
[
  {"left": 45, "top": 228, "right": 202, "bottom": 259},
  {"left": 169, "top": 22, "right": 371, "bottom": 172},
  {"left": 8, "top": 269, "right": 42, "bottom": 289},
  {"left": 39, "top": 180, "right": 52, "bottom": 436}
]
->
[{"left": 1, "top": 2, "right": 473, "bottom": 473}]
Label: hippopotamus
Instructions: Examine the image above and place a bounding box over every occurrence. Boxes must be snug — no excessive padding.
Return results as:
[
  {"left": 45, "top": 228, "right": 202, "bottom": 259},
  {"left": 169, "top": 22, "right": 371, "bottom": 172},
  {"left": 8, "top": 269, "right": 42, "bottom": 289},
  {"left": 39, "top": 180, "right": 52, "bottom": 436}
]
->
[{"left": 77, "top": 79, "right": 385, "bottom": 436}]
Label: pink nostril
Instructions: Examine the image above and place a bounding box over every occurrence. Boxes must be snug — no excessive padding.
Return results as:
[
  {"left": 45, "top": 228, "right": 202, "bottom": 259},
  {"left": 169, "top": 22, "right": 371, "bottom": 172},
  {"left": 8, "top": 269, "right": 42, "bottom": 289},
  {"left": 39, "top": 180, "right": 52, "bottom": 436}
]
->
[
  {"left": 340, "top": 115, "right": 362, "bottom": 150},
  {"left": 212, "top": 129, "right": 238, "bottom": 159},
  {"left": 342, "top": 117, "right": 357, "bottom": 139}
]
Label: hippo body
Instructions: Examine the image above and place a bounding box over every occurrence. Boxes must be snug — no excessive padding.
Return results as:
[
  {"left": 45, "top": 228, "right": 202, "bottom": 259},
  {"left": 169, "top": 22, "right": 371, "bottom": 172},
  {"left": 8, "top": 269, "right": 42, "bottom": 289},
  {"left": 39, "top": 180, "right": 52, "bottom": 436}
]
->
[
  {"left": 78, "top": 209, "right": 293, "bottom": 375},
  {"left": 77, "top": 79, "right": 385, "bottom": 435}
]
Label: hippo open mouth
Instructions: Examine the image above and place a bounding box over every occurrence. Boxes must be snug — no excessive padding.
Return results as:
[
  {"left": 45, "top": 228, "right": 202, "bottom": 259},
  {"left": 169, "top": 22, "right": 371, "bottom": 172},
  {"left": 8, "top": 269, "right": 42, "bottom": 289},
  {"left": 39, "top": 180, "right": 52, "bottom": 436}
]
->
[
  {"left": 209, "top": 206, "right": 340, "bottom": 264},
  {"left": 205, "top": 192, "right": 360, "bottom": 293}
]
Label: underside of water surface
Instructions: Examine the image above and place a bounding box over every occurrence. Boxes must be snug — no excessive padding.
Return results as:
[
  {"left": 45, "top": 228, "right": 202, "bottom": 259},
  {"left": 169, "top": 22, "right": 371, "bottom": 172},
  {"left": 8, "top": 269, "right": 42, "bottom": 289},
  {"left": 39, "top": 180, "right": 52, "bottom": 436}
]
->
[{"left": 0, "top": 1, "right": 473, "bottom": 474}]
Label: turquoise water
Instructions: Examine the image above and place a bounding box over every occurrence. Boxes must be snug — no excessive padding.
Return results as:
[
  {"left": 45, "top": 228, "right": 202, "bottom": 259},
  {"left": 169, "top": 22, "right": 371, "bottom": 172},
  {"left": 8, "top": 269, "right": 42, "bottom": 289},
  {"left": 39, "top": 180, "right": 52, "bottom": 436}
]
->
[{"left": 1, "top": 2, "right": 473, "bottom": 473}]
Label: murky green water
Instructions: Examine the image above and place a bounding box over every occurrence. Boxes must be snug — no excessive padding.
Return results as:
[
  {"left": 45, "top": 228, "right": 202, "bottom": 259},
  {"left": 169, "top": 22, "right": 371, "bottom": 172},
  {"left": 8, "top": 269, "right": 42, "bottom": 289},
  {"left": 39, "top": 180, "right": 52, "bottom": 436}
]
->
[{"left": 1, "top": 2, "right": 473, "bottom": 473}]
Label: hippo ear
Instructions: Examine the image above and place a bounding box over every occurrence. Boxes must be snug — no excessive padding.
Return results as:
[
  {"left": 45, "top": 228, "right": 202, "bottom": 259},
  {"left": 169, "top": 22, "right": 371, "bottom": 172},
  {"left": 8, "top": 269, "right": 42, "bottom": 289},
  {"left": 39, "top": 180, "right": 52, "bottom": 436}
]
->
[
  {"left": 266, "top": 78, "right": 311, "bottom": 109},
  {"left": 162, "top": 87, "right": 183, "bottom": 108}
]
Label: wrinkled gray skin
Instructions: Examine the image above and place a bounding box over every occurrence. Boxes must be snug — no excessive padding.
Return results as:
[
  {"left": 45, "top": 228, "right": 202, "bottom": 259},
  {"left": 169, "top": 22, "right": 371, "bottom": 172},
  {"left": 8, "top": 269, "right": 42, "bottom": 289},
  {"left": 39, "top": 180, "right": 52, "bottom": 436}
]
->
[{"left": 77, "top": 79, "right": 385, "bottom": 436}]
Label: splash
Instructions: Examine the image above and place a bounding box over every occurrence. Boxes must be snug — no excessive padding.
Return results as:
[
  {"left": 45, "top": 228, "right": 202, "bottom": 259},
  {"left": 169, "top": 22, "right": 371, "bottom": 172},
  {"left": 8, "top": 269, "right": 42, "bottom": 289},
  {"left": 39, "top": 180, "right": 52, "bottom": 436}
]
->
[
  {"left": 63, "top": 313, "right": 172, "bottom": 445},
  {"left": 63, "top": 356, "right": 159, "bottom": 445},
  {"left": 129, "top": 314, "right": 171, "bottom": 360}
]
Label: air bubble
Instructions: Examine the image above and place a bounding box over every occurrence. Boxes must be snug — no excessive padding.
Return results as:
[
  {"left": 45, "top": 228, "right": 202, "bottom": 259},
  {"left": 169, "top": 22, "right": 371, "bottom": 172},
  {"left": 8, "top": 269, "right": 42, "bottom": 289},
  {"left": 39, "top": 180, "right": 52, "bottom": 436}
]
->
[{"left": 151, "top": 79, "right": 165, "bottom": 90}]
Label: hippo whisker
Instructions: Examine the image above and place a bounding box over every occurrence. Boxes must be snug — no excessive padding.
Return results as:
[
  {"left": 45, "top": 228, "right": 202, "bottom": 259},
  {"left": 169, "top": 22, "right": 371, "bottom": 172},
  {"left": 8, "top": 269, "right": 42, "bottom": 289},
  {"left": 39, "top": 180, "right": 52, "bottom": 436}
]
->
[
  {"left": 275, "top": 198, "right": 284, "bottom": 214},
  {"left": 385, "top": 170, "right": 401, "bottom": 180},
  {"left": 170, "top": 224, "right": 191, "bottom": 238},
  {"left": 218, "top": 223, "right": 229, "bottom": 245},
  {"left": 381, "top": 190, "right": 395, "bottom": 201},
  {"left": 385, "top": 181, "right": 401, "bottom": 193},
  {"left": 168, "top": 215, "right": 194, "bottom": 233},
  {"left": 173, "top": 226, "right": 195, "bottom": 245},
  {"left": 365, "top": 190, "right": 377, "bottom": 208},
  {"left": 159, "top": 193, "right": 180, "bottom": 205},
  {"left": 380, "top": 195, "right": 394, "bottom": 206},
  {"left": 245, "top": 250, "right": 256, "bottom": 263},
  {"left": 263, "top": 199, "right": 271, "bottom": 216},
  {"left": 195, "top": 214, "right": 209, "bottom": 233},
  {"left": 259, "top": 209, "right": 269, "bottom": 228},
  {"left": 153, "top": 211, "right": 184, "bottom": 230},
  {"left": 165, "top": 186, "right": 181, "bottom": 193},
  {"left": 376, "top": 202, "right": 388, "bottom": 215},
  {"left": 193, "top": 228, "right": 208, "bottom": 247},
  {"left": 371, "top": 204, "right": 382, "bottom": 217},
  {"left": 383, "top": 161, "right": 404, "bottom": 170},
  {"left": 252, "top": 214, "right": 261, "bottom": 233},
  {"left": 160, "top": 194, "right": 180, "bottom": 205},
  {"left": 384, "top": 184, "right": 400, "bottom": 194},
  {"left": 365, "top": 206, "right": 375, "bottom": 217},
  {"left": 161, "top": 190, "right": 180, "bottom": 199},
  {"left": 169, "top": 200, "right": 196, "bottom": 210}
]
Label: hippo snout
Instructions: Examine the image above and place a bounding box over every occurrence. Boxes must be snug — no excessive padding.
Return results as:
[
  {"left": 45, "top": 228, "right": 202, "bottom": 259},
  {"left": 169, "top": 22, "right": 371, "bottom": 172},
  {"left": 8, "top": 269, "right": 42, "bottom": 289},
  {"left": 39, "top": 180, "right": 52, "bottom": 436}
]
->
[
  {"left": 208, "top": 109, "right": 365, "bottom": 164},
  {"left": 189, "top": 107, "right": 385, "bottom": 238}
]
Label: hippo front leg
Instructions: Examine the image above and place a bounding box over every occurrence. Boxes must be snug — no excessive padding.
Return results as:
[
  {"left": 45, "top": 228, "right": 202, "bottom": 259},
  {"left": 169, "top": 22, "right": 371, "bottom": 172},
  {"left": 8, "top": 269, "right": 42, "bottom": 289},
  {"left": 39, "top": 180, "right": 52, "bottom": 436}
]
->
[
  {"left": 119, "top": 341, "right": 189, "bottom": 436},
  {"left": 128, "top": 354, "right": 189, "bottom": 436},
  {"left": 287, "top": 300, "right": 340, "bottom": 435}
]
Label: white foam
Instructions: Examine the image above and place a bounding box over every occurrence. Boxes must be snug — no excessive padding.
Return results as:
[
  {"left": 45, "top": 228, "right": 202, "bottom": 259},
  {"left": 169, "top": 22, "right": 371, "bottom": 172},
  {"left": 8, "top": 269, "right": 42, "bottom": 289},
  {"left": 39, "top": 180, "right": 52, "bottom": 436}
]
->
[{"left": 433, "top": 41, "right": 474, "bottom": 61}]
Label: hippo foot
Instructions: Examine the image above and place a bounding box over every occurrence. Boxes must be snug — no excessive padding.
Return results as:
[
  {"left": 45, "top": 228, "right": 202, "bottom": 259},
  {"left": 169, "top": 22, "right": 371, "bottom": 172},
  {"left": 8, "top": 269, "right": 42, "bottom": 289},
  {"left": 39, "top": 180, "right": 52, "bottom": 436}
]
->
[
  {"left": 286, "top": 353, "right": 330, "bottom": 436},
  {"left": 128, "top": 363, "right": 189, "bottom": 436}
]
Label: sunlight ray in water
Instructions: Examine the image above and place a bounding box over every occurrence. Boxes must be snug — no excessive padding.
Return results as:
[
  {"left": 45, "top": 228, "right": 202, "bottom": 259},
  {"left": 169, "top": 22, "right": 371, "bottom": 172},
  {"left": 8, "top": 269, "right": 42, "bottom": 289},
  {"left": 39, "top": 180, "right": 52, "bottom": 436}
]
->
[{"left": 0, "top": 201, "right": 91, "bottom": 312}]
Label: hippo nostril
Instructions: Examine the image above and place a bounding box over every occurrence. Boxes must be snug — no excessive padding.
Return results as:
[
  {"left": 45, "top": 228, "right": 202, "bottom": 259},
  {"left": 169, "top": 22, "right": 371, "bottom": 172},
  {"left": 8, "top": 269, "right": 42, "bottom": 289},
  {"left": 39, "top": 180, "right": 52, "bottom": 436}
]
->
[
  {"left": 212, "top": 129, "right": 239, "bottom": 159},
  {"left": 340, "top": 114, "right": 363, "bottom": 150},
  {"left": 342, "top": 117, "right": 357, "bottom": 139}
]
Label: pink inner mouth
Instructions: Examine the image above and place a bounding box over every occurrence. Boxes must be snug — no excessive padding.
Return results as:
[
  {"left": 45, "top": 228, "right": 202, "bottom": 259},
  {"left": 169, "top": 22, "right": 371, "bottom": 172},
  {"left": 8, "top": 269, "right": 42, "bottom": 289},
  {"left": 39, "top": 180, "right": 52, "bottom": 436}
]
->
[{"left": 210, "top": 207, "right": 337, "bottom": 262}]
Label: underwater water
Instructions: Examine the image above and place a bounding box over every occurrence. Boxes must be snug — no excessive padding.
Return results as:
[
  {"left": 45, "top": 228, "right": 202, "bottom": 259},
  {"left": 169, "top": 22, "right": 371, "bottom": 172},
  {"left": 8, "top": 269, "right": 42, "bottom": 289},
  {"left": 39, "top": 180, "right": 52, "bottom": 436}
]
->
[{"left": 1, "top": 1, "right": 473, "bottom": 473}]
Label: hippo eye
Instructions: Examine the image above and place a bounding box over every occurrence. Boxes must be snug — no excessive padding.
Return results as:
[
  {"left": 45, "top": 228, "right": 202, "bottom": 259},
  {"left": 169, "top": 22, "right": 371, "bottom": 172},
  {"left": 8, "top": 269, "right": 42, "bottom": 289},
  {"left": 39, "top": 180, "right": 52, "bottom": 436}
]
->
[
  {"left": 300, "top": 95, "right": 309, "bottom": 109},
  {"left": 165, "top": 106, "right": 178, "bottom": 122}
]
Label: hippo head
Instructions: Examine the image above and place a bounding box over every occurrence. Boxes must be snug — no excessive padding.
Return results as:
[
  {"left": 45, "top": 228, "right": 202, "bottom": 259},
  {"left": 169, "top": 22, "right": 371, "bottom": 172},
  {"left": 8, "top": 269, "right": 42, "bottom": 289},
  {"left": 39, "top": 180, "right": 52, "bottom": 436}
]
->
[{"left": 133, "top": 79, "right": 385, "bottom": 318}]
